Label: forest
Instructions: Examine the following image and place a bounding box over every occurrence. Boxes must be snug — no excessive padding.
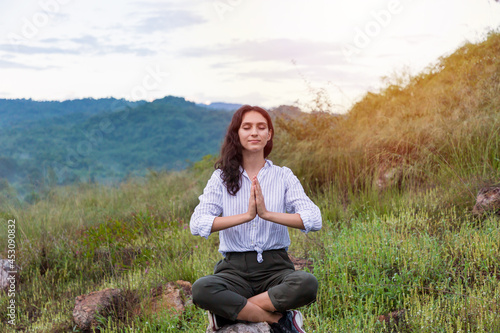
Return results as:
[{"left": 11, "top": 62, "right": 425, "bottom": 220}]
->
[{"left": 0, "top": 96, "right": 235, "bottom": 202}]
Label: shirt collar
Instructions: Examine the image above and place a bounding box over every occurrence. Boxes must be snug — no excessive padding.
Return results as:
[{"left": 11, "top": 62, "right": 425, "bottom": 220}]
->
[{"left": 240, "top": 159, "right": 273, "bottom": 179}]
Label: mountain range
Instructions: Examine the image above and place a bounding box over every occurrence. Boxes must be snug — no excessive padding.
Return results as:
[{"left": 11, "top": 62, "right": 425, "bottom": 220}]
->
[{"left": 0, "top": 96, "right": 242, "bottom": 199}]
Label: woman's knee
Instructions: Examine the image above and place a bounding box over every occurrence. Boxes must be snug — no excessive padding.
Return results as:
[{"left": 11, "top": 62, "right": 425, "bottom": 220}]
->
[
  {"left": 290, "top": 271, "right": 318, "bottom": 305},
  {"left": 192, "top": 276, "right": 212, "bottom": 307},
  {"left": 268, "top": 271, "right": 319, "bottom": 312}
]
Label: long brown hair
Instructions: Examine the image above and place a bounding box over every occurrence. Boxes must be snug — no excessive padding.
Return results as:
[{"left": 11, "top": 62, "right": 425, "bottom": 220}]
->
[{"left": 215, "top": 105, "right": 274, "bottom": 195}]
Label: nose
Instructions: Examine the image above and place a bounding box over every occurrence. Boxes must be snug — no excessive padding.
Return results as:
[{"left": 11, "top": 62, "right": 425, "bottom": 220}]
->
[{"left": 250, "top": 126, "right": 258, "bottom": 135}]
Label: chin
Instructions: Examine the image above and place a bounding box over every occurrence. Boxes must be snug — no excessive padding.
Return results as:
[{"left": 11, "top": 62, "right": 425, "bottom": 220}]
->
[{"left": 245, "top": 147, "right": 265, "bottom": 153}]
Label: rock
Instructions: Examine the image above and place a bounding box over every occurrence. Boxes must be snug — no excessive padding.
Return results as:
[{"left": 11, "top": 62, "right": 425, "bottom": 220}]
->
[
  {"left": 174, "top": 279, "right": 193, "bottom": 298},
  {"left": 376, "top": 165, "right": 402, "bottom": 191},
  {"left": 206, "top": 322, "right": 271, "bottom": 333},
  {"left": 0, "top": 259, "right": 20, "bottom": 292},
  {"left": 73, "top": 288, "right": 123, "bottom": 331},
  {"left": 378, "top": 309, "right": 406, "bottom": 325},
  {"left": 473, "top": 186, "right": 500, "bottom": 216},
  {"left": 145, "top": 280, "right": 192, "bottom": 316},
  {"left": 288, "top": 254, "right": 314, "bottom": 273}
]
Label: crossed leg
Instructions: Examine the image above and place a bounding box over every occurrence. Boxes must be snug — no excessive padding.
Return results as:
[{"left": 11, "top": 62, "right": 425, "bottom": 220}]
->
[
  {"left": 192, "top": 270, "right": 317, "bottom": 324},
  {"left": 237, "top": 291, "right": 282, "bottom": 324}
]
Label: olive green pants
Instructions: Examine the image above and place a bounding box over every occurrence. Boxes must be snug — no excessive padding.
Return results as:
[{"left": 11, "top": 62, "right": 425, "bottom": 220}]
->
[{"left": 192, "top": 249, "right": 318, "bottom": 321}]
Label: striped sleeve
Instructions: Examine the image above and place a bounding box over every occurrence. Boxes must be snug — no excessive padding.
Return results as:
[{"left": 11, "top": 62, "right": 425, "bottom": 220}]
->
[
  {"left": 189, "top": 170, "right": 223, "bottom": 239},
  {"left": 283, "top": 167, "right": 322, "bottom": 233}
]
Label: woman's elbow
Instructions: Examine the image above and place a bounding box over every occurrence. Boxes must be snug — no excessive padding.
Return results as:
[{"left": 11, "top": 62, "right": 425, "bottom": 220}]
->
[
  {"left": 314, "top": 210, "right": 322, "bottom": 231},
  {"left": 189, "top": 215, "right": 200, "bottom": 236},
  {"left": 189, "top": 224, "right": 198, "bottom": 236}
]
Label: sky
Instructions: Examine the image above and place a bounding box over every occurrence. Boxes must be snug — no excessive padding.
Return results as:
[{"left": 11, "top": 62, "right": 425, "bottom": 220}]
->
[{"left": 0, "top": 0, "right": 499, "bottom": 112}]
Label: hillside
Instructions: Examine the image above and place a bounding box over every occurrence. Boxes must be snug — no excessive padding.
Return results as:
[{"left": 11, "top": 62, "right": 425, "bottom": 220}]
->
[
  {"left": 0, "top": 96, "right": 233, "bottom": 200},
  {"left": 271, "top": 31, "right": 500, "bottom": 204}
]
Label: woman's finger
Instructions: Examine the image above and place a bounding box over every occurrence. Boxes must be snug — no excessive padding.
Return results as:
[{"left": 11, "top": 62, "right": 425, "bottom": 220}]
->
[
  {"left": 253, "top": 178, "right": 266, "bottom": 216},
  {"left": 254, "top": 177, "right": 261, "bottom": 193},
  {"left": 255, "top": 182, "right": 262, "bottom": 200},
  {"left": 255, "top": 180, "right": 264, "bottom": 204}
]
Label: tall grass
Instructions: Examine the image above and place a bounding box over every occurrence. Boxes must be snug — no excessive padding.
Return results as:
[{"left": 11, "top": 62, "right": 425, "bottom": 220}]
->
[{"left": 271, "top": 31, "right": 500, "bottom": 210}]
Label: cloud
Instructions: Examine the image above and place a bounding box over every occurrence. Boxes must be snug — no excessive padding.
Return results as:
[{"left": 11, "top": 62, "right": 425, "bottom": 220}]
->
[
  {"left": 237, "top": 69, "right": 297, "bottom": 82},
  {"left": 70, "top": 35, "right": 156, "bottom": 56},
  {"left": 238, "top": 66, "right": 374, "bottom": 84},
  {"left": 179, "top": 38, "right": 346, "bottom": 65},
  {"left": 203, "top": 42, "right": 372, "bottom": 84},
  {"left": 0, "top": 58, "right": 51, "bottom": 70},
  {"left": 0, "top": 43, "right": 79, "bottom": 55},
  {"left": 392, "top": 34, "right": 438, "bottom": 45},
  {"left": 125, "top": 1, "right": 207, "bottom": 34},
  {"left": 70, "top": 35, "right": 99, "bottom": 46},
  {"left": 133, "top": 9, "right": 206, "bottom": 33},
  {"left": 0, "top": 35, "right": 156, "bottom": 56}
]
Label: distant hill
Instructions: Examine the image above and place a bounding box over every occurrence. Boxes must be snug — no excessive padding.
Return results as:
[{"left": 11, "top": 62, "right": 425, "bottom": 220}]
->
[
  {"left": 269, "top": 105, "right": 303, "bottom": 119},
  {"left": 197, "top": 102, "right": 243, "bottom": 111},
  {"left": 0, "top": 96, "right": 235, "bottom": 199},
  {"left": 0, "top": 95, "right": 309, "bottom": 202},
  {"left": 0, "top": 98, "right": 145, "bottom": 129}
]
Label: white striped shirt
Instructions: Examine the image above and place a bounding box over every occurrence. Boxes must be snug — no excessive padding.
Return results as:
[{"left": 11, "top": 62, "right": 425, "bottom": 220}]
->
[{"left": 190, "top": 159, "right": 322, "bottom": 262}]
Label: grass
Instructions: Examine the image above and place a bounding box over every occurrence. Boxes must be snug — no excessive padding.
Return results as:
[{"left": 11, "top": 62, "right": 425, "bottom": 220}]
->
[
  {"left": 0, "top": 32, "right": 499, "bottom": 332},
  {"left": 1, "top": 183, "right": 499, "bottom": 332}
]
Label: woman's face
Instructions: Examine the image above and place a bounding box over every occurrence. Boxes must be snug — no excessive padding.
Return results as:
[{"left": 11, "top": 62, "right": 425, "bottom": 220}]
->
[{"left": 238, "top": 111, "right": 272, "bottom": 154}]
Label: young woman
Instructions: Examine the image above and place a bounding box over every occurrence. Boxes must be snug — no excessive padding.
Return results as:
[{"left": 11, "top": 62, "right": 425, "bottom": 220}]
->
[{"left": 190, "top": 105, "right": 322, "bottom": 333}]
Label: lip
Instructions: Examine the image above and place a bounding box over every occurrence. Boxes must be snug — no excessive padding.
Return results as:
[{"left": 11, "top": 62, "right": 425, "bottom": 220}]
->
[{"left": 248, "top": 140, "right": 260, "bottom": 143}]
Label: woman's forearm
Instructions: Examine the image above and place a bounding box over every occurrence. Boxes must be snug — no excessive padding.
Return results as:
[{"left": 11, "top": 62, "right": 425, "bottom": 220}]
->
[
  {"left": 260, "top": 211, "right": 305, "bottom": 230},
  {"left": 211, "top": 211, "right": 304, "bottom": 232},
  {"left": 211, "top": 213, "right": 253, "bottom": 232}
]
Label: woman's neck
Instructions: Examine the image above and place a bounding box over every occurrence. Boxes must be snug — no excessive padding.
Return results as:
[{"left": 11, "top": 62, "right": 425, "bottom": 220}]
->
[{"left": 241, "top": 151, "right": 266, "bottom": 176}]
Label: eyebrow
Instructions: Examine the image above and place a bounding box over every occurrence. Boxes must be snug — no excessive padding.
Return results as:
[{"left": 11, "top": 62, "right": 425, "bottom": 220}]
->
[{"left": 241, "top": 121, "right": 268, "bottom": 126}]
